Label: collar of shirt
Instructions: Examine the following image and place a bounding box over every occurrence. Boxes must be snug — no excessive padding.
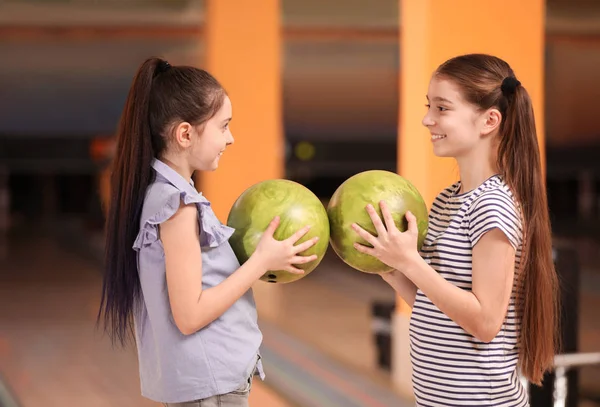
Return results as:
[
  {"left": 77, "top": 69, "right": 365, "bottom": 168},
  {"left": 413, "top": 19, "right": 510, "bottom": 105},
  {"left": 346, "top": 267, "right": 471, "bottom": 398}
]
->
[
  {"left": 149, "top": 158, "right": 235, "bottom": 248},
  {"left": 151, "top": 158, "right": 202, "bottom": 201}
]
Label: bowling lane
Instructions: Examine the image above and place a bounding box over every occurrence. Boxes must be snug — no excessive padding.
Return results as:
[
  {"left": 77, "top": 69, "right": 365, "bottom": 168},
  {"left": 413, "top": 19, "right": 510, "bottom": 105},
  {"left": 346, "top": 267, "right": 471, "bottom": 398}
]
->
[
  {"left": 0, "top": 230, "right": 293, "bottom": 407},
  {"left": 4, "top": 221, "right": 598, "bottom": 406},
  {"left": 0, "top": 232, "right": 155, "bottom": 406}
]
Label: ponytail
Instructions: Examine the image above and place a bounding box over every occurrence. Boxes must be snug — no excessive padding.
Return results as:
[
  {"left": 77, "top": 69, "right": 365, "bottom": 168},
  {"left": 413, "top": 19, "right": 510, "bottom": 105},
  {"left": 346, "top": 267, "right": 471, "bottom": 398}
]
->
[
  {"left": 97, "top": 58, "right": 162, "bottom": 347},
  {"left": 97, "top": 57, "right": 227, "bottom": 347},
  {"left": 498, "top": 83, "right": 560, "bottom": 385}
]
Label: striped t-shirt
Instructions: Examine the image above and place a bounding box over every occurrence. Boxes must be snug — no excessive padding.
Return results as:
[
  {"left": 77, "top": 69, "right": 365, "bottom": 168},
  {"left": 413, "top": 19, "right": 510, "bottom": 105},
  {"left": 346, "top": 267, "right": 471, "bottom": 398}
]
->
[{"left": 409, "top": 174, "right": 526, "bottom": 407}]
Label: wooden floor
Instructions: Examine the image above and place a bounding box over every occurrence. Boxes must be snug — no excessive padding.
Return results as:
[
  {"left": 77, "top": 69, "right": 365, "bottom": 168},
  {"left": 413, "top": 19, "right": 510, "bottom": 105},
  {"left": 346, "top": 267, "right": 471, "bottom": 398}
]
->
[
  {"left": 1, "top": 227, "right": 599, "bottom": 406},
  {"left": 0, "top": 234, "right": 292, "bottom": 407}
]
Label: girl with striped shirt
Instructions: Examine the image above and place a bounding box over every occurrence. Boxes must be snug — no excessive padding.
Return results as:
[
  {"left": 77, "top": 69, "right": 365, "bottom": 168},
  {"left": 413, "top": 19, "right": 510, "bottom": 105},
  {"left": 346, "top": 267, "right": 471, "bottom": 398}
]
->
[{"left": 352, "top": 54, "right": 559, "bottom": 406}]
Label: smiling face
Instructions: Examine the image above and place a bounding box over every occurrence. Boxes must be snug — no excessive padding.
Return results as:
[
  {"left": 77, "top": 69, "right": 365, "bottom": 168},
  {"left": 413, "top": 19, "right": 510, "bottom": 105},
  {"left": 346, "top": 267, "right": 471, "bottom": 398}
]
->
[
  {"left": 189, "top": 95, "right": 234, "bottom": 171},
  {"left": 160, "top": 94, "right": 234, "bottom": 178},
  {"left": 422, "top": 77, "right": 493, "bottom": 160}
]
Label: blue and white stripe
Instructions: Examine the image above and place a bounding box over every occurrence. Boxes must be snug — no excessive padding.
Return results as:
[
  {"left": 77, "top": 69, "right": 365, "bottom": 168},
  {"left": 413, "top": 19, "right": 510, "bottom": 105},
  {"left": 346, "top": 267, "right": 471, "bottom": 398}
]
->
[{"left": 409, "top": 175, "right": 526, "bottom": 406}]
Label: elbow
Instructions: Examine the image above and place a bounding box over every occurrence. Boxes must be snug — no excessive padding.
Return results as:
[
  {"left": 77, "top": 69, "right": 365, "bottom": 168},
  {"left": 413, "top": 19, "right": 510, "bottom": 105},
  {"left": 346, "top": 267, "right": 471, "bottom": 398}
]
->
[
  {"left": 173, "top": 314, "right": 206, "bottom": 336},
  {"left": 171, "top": 294, "right": 209, "bottom": 335},
  {"left": 475, "top": 330, "right": 497, "bottom": 344},
  {"left": 177, "top": 323, "right": 197, "bottom": 336},
  {"left": 473, "top": 321, "right": 502, "bottom": 343},
  {"left": 174, "top": 319, "right": 196, "bottom": 336}
]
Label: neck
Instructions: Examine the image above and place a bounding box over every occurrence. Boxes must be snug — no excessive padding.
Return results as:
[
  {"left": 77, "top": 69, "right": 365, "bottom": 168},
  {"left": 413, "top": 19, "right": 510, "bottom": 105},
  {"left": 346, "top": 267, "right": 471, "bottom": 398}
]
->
[
  {"left": 159, "top": 152, "right": 193, "bottom": 181},
  {"left": 456, "top": 151, "right": 498, "bottom": 194}
]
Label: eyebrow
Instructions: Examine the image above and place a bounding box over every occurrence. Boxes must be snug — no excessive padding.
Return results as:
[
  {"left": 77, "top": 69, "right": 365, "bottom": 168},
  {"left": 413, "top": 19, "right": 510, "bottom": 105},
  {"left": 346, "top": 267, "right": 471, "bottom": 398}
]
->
[
  {"left": 426, "top": 95, "right": 454, "bottom": 104},
  {"left": 222, "top": 117, "right": 232, "bottom": 124}
]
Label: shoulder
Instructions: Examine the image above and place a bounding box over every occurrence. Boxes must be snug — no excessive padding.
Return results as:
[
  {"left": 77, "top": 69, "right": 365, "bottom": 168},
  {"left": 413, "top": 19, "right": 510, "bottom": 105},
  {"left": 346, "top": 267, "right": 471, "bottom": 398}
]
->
[
  {"left": 133, "top": 177, "right": 187, "bottom": 251},
  {"left": 469, "top": 176, "right": 520, "bottom": 217},
  {"left": 467, "top": 176, "right": 523, "bottom": 248},
  {"left": 140, "top": 179, "right": 183, "bottom": 224}
]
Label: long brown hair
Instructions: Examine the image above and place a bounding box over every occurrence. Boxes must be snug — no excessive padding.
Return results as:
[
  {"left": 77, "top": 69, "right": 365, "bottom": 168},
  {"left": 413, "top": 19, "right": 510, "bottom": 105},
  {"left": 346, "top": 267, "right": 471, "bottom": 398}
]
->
[
  {"left": 435, "top": 54, "right": 559, "bottom": 385},
  {"left": 97, "top": 57, "right": 226, "bottom": 347}
]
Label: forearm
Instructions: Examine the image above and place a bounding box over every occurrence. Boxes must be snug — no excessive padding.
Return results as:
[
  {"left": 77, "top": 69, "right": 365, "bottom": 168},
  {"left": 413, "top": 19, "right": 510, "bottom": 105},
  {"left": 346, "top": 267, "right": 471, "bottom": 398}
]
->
[
  {"left": 186, "top": 255, "right": 266, "bottom": 333},
  {"left": 384, "top": 271, "right": 417, "bottom": 307},
  {"left": 401, "top": 254, "right": 491, "bottom": 341}
]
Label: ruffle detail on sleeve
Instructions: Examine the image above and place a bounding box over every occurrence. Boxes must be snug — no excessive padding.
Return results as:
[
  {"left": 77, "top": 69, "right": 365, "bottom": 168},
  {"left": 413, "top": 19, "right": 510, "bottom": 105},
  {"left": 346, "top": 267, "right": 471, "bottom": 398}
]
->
[{"left": 133, "top": 188, "right": 234, "bottom": 251}]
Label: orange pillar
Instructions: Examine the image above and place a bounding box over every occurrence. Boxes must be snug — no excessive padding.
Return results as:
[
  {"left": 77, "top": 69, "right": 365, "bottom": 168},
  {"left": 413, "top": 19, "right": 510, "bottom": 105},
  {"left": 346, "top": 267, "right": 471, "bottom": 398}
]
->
[
  {"left": 201, "top": 0, "right": 283, "bottom": 221},
  {"left": 394, "top": 0, "right": 545, "bottom": 398}
]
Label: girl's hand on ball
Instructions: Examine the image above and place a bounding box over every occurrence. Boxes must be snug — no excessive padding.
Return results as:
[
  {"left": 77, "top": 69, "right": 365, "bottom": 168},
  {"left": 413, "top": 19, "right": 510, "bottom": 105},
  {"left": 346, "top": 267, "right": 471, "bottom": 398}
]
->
[
  {"left": 254, "top": 216, "right": 319, "bottom": 274},
  {"left": 351, "top": 201, "right": 420, "bottom": 271}
]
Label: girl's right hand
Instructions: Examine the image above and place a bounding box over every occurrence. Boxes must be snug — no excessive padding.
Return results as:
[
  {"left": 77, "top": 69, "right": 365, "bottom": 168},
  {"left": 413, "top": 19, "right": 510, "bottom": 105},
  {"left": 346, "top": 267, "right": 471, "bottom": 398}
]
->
[{"left": 252, "top": 216, "right": 320, "bottom": 275}]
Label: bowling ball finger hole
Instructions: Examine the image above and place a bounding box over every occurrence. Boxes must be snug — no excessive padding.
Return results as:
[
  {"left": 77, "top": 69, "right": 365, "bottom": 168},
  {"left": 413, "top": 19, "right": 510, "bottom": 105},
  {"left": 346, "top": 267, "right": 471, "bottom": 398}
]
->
[{"left": 267, "top": 274, "right": 277, "bottom": 283}]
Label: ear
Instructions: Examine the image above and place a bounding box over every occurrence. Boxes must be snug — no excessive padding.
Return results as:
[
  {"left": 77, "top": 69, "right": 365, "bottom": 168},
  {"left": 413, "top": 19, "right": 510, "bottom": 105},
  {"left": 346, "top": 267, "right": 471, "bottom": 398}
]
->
[
  {"left": 173, "top": 122, "right": 193, "bottom": 148},
  {"left": 481, "top": 108, "right": 502, "bottom": 136}
]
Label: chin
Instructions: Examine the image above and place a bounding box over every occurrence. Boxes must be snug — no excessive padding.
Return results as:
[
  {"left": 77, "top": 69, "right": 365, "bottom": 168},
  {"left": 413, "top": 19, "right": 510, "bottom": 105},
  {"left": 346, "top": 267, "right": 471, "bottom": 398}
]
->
[
  {"left": 432, "top": 141, "right": 464, "bottom": 158},
  {"left": 194, "top": 162, "right": 218, "bottom": 172},
  {"left": 432, "top": 146, "right": 452, "bottom": 158}
]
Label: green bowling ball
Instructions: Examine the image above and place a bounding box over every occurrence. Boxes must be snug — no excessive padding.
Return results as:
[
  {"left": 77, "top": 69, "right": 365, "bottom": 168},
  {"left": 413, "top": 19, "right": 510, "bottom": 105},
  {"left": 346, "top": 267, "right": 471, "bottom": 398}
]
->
[
  {"left": 227, "top": 179, "right": 329, "bottom": 283},
  {"left": 327, "top": 170, "right": 429, "bottom": 274}
]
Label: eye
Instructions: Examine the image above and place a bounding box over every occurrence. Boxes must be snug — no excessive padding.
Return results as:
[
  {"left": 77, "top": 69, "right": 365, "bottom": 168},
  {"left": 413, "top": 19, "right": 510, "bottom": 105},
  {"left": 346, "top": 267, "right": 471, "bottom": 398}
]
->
[
  {"left": 437, "top": 106, "right": 448, "bottom": 112},
  {"left": 425, "top": 104, "right": 431, "bottom": 109}
]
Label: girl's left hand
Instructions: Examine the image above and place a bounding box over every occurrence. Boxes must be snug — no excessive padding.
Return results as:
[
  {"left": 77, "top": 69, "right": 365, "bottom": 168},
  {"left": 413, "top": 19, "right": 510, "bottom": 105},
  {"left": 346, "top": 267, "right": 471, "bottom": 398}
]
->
[{"left": 351, "top": 201, "right": 420, "bottom": 271}]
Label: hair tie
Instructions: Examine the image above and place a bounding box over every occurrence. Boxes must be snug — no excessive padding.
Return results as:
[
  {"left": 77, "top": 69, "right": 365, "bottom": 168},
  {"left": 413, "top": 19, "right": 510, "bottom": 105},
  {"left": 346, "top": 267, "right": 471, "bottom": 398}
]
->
[
  {"left": 501, "top": 76, "right": 521, "bottom": 97},
  {"left": 155, "top": 60, "right": 171, "bottom": 75}
]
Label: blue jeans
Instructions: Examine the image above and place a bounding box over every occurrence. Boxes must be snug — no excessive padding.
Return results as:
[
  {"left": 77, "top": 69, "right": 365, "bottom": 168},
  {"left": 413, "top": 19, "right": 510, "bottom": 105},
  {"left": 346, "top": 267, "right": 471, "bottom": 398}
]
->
[{"left": 164, "top": 360, "right": 257, "bottom": 407}]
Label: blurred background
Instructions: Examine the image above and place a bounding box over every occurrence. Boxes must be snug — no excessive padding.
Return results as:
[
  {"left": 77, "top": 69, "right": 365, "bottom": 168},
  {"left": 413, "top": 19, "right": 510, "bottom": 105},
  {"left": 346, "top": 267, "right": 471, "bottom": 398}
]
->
[{"left": 0, "top": 0, "right": 599, "bottom": 406}]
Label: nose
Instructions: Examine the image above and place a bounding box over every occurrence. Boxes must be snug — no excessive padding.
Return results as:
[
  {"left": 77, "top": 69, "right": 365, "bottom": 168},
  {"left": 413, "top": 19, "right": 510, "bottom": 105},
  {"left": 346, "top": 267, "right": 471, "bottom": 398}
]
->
[
  {"left": 226, "top": 130, "right": 234, "bottom": 145},
  {"left": 422, "top": 111, "right": 435, "bottom": 127}
]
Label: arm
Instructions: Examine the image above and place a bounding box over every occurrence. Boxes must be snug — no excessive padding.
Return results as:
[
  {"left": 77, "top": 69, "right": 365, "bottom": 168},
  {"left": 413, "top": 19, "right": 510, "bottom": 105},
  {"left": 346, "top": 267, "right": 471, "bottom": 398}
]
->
[
  {"left": 160, "top": 202, "right": 318, "bottom": 335},
  {"left": 380, "top": 270, "right": 418, "bottom": 308},
  {"left": 402, "top": 229, "right": 515, "bottom": 342},
  {"left": 160, "top": 203, "right": 265, "bottom": 334},
  {"left": 352, "top": 201, "right": 516, "bottom": 343},
  {"left": 351, "top": 203, "right": 418, "bottom": 307}
]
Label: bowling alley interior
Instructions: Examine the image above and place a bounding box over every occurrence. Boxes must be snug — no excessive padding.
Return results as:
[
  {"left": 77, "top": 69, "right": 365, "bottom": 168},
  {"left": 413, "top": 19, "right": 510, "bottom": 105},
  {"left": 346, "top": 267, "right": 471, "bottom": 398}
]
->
[{"left": 1, "top": 1, "right": 600, "bottom": 406}]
